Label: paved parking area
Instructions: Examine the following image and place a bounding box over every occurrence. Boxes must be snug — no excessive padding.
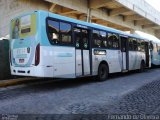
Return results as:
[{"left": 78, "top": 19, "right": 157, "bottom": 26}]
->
[{"left": 0, "top": 68, "right": 160, "bottom": 116}]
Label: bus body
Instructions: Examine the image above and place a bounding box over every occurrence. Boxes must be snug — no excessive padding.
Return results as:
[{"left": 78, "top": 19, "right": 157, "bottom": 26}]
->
[
  {"left": 150, "top": 39, "right": 160, "bottom": 66},
  {"left": 10, "top": 10, "right": 151, "bottom": 80}
]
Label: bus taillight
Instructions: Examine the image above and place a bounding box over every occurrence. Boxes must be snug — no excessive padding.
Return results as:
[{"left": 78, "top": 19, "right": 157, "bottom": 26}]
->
[{"left": 35, "top": 43, "right": 40, "bottom": 66}]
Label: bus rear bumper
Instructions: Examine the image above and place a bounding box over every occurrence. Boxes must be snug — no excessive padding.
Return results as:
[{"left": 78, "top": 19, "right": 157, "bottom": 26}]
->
[
  {"left": 11, "top": 66, "right": 76, "bottom": 78},
  {"left": 11, "top": 66, "right": 54, "bottom": 78}
]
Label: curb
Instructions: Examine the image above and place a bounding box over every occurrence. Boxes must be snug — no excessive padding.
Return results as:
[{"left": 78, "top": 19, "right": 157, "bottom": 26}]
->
[{"left": 0, "top": 77, "right": 40, "bottom": 88}]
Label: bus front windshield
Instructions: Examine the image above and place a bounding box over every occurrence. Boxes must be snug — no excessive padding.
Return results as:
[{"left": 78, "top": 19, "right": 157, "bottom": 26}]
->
[{"left": 11, "top": 14, "right": 36, "bottom": 39}]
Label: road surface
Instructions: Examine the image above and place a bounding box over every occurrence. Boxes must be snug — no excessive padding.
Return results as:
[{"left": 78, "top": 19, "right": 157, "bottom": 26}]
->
[{"left": 0, "top": 69, "right": 160, "bottom": 119}]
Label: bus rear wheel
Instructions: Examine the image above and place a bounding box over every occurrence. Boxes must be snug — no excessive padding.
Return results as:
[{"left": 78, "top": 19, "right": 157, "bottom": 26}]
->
[{"left": 97, "top": 63, "right": 109, "bottom": 81}]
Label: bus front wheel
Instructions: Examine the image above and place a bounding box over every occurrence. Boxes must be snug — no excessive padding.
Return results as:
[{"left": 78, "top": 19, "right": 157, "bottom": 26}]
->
[{"left": 97, "top": 63, "right": 109, "bottom": 81}]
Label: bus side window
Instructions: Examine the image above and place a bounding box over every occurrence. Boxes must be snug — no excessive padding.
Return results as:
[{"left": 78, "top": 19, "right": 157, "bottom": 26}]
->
[
  {"left": 137, "top": 40, "right": 141, "bottom": 51},
  {"left": 108, "top": 33, "right": 113, "bottom": 49},
  {"left": 112, "top": 34, "right": 119, "bottom": 49},
  {"left": 158, "top": 45, "right": 160, "bottom": 54},
  {"left": 82, "top": 30, "right": 89, "bottom": 49},
  {"left": 47, "top": 20, "right": 60, "bottom": 44},
  {"left": 93, "top": 30, "right": 101, "bottom": 48},
  {"left": 60, "top": 22, "right": 72, "bottom": 45},
  {"left": 150, "top": 42, "right": 153, "bottom": 50},
  {"left": 141, "top": 41, "right": 145, "bottom": 52},
  {"left": 156, "top": 44, "right": 159, "bottom": 52},
  {"left": 100, "top": 31, "right": 107, "bottom": 48},
  {"left": 153, "top": 44, "right": 157, "bottom": 52},
  {"left": 108, "top": 33, "right": 119, "bottom": 49},
  {"left": 74, "top": 28, "right": 81, "bottom": 49},
  {"left": 133, "top": 39, "right": 138, "bottom": 51},
  {"left": 129, "top": 38, "right": 133, "bottom": 51}
]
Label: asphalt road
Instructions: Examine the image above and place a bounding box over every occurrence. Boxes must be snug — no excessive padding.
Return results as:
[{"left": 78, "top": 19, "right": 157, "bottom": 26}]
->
[{"left": 0, "top": 68, "right": 160, "bottom": 116}]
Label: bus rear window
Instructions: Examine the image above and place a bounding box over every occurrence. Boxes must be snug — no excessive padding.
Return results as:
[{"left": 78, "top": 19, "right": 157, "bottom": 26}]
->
[
  {"left": 21, "top": 28, "right": 31, "bottom": 34},
  {"left": 11, "top": 14, "right": 36, "bottom": 39}
]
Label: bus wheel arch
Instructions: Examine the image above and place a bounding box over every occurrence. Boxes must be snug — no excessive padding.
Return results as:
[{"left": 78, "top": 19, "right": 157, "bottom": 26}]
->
[{"left": 97, "top": 61, "right": 109, "bottom": 81}]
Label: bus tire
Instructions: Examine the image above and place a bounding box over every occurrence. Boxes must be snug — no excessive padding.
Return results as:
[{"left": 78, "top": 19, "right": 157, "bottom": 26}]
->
[
  {"left": 139, "top": 61, "right": 145, "bottom": 73},
  {"left": 97, "top": 63, "right": 109, "bottom": 81}
]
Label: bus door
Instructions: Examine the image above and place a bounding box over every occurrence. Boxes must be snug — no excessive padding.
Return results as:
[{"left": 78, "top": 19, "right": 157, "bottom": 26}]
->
[
  {"left": 145, "top": 42, "right": 150, "bottom": 67},
  {"left": 74, "top": 28, "right": 91, "bottom": 76},
  {"left": 120, "top": 36, "right": 129, "bottom": 71}
]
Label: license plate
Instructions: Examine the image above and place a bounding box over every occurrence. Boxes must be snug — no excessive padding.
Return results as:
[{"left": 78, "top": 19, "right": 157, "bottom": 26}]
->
[{"left": 19, "top": 59, "right": 24, "bottom": 63}]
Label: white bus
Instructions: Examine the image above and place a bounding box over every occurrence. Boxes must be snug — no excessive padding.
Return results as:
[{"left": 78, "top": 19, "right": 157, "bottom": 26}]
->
[
  {"left": 10, "top": 10, "right": 151, "bottom": 81},
  {"left": 136, "top": 32, "right": 160, "bottom": 67},
  {"left": 150, "top": 39, "right": 160, "bottom": 66}
]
